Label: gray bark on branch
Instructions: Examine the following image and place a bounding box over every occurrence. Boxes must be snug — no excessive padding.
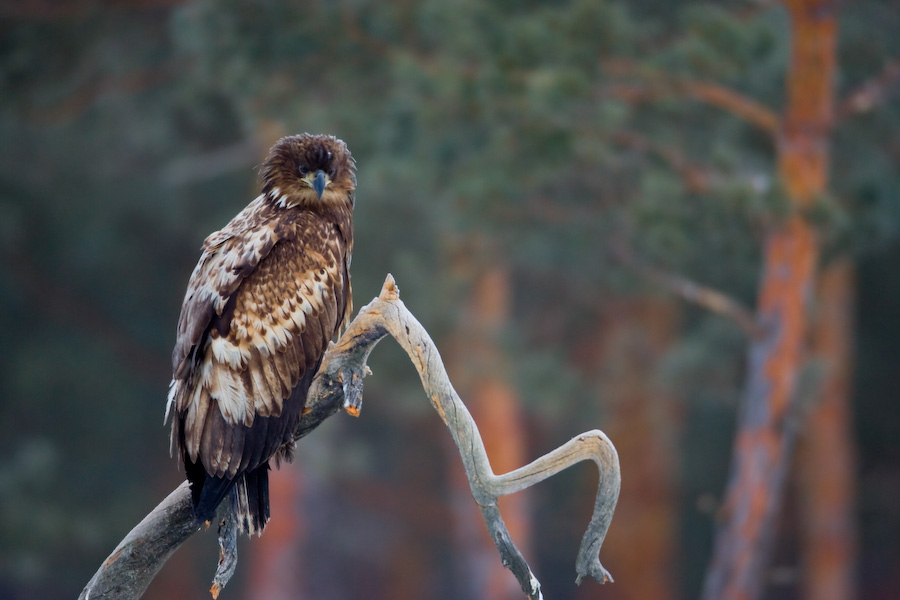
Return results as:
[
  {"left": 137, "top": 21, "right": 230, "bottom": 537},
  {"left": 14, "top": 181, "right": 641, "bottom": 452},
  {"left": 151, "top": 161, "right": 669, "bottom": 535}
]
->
[{"left": 80, "top": 274, "right": 621, "bottom": 600}]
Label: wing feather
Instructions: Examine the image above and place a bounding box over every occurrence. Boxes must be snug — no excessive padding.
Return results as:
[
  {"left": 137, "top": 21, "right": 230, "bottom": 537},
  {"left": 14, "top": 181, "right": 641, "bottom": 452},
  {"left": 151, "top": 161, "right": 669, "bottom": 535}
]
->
[
  {"left": 210, "top": 412, "right": 233, "bottom": 478},
  {"left": 183, "top": 385, "right": 210, "bottom": 461},
  {"left": 272, "top": 351, "right": 293, "bottom": 396},
  {"left": 281, "top": 335, "right": 301, "bottom": 388},
  {"left": 224, "top": 424, "right": 246, "bottom": 476},
  {"left": 200, "top": 403, "right": 224, "bottom": 477},
  {"left": 247, "top": 346, "right": 277, "bottom": 417},
  {"left": 245, "top": 416, "right": 270, "bottom": 473},
  {"left": 260, "top": 358, "right": 286, "bottom": 411}
]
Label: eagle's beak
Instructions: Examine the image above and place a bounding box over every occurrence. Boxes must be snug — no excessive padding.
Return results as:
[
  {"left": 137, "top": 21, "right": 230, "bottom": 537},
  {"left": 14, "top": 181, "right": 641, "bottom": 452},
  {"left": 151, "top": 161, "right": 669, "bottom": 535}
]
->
[{"left": 312, "top": 170, "right": 327, "bottom": 199}]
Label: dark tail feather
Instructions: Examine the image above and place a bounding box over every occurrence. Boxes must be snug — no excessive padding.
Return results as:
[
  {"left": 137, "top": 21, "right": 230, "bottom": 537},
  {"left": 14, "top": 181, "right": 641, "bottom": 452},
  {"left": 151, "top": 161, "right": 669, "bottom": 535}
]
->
[
  {"left": 232, "top": 464, "right": 270, "bottom": 536},
  {"left": 189, "top": 464, "right": 236, "bottom": 524},
  {"left": 187, "top": 461, "right": 270, "bottom": 536}
]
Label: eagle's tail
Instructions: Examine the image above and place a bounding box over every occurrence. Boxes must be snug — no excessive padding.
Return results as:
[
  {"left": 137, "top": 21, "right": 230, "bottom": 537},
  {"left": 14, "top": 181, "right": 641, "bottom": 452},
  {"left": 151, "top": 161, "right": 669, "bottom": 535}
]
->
[
  {"left": 188, "top": 463, "right": 270, "bottom": 536},
  {"left": 232, "top": 466, "right": 270, "bottom": 536}
]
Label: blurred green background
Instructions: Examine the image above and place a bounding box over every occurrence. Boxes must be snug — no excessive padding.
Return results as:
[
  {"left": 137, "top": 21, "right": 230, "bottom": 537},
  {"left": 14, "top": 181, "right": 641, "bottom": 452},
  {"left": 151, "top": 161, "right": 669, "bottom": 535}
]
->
[{"left": 1, "top": 1, "right": 899, "bottom": 599}]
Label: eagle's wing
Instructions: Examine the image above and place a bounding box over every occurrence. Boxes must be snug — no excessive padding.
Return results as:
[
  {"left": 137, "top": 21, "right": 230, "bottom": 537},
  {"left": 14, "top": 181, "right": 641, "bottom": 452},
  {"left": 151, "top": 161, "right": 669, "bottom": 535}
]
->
[
  {"left": 169, "top": 201, "right": 349, "bottom": 479},
  {"left": 169, "top": 195, "right": 280, "bottom": 383}
]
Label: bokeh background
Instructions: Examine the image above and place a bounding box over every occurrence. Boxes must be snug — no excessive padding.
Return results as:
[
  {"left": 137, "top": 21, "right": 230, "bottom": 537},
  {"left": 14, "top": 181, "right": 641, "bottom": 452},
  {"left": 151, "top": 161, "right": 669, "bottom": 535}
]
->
[{"left": 2, "top": 1, "right": 899, "bottom": 599}]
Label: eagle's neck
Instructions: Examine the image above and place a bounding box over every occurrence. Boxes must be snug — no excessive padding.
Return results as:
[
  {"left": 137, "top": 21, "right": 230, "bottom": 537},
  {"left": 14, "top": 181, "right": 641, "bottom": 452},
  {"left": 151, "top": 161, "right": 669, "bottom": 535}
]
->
[
  {"left": 265, "top": 186, "right": 352, "bottom": 214},
  {"left": 260, "top": 189, "right": 353, "bottom": 244}
]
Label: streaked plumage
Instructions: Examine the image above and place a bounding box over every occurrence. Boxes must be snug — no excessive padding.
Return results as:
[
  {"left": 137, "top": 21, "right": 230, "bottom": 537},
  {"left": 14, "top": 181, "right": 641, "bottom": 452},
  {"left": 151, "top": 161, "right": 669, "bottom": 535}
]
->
[{"left": 166, "top": 134, "right": 355, "bottom": 534}]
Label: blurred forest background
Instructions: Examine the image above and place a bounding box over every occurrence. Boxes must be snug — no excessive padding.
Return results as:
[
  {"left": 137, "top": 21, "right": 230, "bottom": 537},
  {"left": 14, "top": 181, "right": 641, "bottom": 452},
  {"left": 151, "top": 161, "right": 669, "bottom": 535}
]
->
[{"left": 2, "top": 0, "right": 899, "bottom": 599}]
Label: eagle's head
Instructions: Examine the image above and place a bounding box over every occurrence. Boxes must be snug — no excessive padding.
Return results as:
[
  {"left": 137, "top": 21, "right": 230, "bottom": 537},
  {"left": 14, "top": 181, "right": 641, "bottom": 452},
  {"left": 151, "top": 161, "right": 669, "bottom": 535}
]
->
[{"left": 260, "top": 134, "right": 356, "bottom": 210}]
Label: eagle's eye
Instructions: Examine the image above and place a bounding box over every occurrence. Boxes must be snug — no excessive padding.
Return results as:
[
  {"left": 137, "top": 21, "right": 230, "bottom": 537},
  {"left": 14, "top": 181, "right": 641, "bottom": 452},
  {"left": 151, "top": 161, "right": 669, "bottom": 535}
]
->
[
  {"left": 328, "top": 167, "right": 337, "bottom": 179},
  {"left": 298, "top": 165, "right": 310, "bottom": 176}
]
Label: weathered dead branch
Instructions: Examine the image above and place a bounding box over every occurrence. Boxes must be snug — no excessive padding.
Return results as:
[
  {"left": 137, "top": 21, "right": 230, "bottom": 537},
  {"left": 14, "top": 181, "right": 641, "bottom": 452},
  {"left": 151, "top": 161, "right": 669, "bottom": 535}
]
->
[{"left": 80, "top": 274, "right": 620, "bottom": 600}]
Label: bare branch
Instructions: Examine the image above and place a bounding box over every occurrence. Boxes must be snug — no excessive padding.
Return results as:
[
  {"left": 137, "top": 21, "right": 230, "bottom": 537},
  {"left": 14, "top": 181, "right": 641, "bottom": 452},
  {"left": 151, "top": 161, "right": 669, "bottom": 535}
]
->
[
  {"left": 210, "top": 511, "right": 238, "bottom": 599},
  {"left": 338, "top": 276, "right": 621, "bottom": 595},
  {"left": 835, "top": 59, "right": 900, "bottom": 122},
  {"left": 491, "top": 431, "right": 620, "bottom": 585},
  {"left": 611, "top": 130, "right": 712, "bottom": 193},
  {"left": 79, "top": 482, "right": 200, "bottom": 600},
  {"left": 80, "top": 275, "right": 621, "bottom": 600},
  {"left": 612, "top": 240, "right": 761, "bottom": 338},
  {"left": 602, "top": 60, "right": 779, "bottom": 136},
  {"left": 676, "top": 78, "right": 779, "bottom": 135}
]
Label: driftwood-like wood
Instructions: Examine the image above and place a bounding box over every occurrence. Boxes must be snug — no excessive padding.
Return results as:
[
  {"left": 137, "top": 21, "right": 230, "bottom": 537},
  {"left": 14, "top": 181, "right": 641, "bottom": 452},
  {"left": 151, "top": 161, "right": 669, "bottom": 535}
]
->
[
  {"left": 79, "top": 482, "right": 200, "bottom": 600},
  {"left": 80, "top": 275, "right": 620, "bottom": 600}
]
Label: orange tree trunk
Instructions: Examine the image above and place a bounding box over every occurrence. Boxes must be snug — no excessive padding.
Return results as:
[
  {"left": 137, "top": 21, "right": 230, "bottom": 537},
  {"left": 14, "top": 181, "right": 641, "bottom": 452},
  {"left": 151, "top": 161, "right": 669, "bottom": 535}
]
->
[
  {"left": 797, "top": 259, "right": 858, "bottom": 600},
  {"left": 447, "top": 264, "right": 532, "bottom": 600},
  {"left": 701, "top": 2, "right": 836, "bottom": 599},
  {"left": 572, "top": 298, "right": 680, "bottom": 600},
  {"left": 243, "top": 465, "right": 306, "bottom": 600},
  {"left": 445, "top": 264, "right": 533, "bottom": 600}
]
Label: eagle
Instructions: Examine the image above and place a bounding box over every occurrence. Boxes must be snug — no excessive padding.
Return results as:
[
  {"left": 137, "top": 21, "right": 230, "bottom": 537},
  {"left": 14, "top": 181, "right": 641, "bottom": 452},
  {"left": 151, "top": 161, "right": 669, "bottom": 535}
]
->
[{"left": 166, "top": 133, "right": 355, "bottom": 535}]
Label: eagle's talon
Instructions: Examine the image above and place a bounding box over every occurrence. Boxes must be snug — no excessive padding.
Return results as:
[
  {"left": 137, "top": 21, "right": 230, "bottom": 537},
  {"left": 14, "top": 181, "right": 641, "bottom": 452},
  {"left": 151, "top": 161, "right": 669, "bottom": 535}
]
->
[{"left": 341, "top": 367, "right": 365, "bottom": 417}]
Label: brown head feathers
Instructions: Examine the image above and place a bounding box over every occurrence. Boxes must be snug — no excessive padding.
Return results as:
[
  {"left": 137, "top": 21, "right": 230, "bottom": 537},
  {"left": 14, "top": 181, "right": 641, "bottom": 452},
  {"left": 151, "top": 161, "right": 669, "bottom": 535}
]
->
[{"left": 260, "top": 134, "right": 356, "bottom": 210}]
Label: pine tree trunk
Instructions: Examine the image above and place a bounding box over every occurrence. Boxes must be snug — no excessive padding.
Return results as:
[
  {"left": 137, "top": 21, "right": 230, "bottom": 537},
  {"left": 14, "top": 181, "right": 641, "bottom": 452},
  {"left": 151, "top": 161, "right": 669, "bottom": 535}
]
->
[
  {"left": 575, "top": 298, "right": 680, "bottom": 600},
  {"left": 448, "top": 264, "right": 533, "bottom": 600},
  {"left": 243, "top": 465, "right": 306, "bottom": 600},
  {"left": 797, "top": 259, "right": 858, "bottom": 600},
  {"left": 702, "top": 2, "right": 837, "bottom": 599}
]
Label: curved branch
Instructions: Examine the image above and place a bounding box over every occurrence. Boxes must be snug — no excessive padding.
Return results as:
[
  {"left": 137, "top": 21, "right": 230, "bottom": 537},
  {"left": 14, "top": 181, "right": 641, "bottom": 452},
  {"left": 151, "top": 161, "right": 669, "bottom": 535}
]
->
[
  {"left": 491, "top": 430, "right": 620, "bottom": 585},
  {"left": 602, "top": 59, "right": 779, "bottom": 136},
  {"left": 80, "top": 275, "right": 621, "bottom": 600},
  {"left": 611, "top": 130, "right": 712, "bottom": 193},
  {"left": 343, "top": 279, "right": 620, "bottom": 594}
]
